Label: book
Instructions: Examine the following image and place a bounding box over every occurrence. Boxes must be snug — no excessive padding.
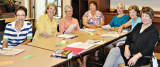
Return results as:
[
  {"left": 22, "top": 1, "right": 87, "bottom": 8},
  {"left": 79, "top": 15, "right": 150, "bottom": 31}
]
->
[
  {"left": 56, "top": 34, "right": 78, "bottom": 39},
  {"left": 52, "top": 49, "right": 73, "bottom": 59},
  {"left": 0, "top": 48, "right": 25, "bottom": 56}
]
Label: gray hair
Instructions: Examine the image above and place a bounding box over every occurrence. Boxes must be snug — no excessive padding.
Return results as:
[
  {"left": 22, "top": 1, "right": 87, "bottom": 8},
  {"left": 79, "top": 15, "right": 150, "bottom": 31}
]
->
[
  {"left": 64, "top": 5, "right": 73, "bottom": 11},
  {"left": 117, "top": 3, "right": 125, "bottom": 10}
]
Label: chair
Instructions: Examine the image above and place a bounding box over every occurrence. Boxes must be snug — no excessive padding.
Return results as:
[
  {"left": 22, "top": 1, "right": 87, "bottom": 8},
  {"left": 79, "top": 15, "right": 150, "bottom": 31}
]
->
[
  {"left": 79, "top": 19, "right": 84, "bottom": 29},
  {"left": 0, "top": 20, "right": 6, "bottom": 31}
]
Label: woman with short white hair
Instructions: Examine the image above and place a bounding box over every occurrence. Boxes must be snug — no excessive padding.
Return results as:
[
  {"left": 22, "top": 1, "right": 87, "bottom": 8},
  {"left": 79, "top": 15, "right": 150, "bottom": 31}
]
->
[
  {"left": 59, "top": 5, "right": 80, "bottom": 33},
  {"left": 108, "top": 3, "right": 129, "bottom": 30}
]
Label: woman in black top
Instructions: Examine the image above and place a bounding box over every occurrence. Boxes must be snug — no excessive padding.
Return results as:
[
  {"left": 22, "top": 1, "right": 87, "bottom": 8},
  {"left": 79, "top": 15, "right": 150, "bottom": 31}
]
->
[{"left": 103, "top": 7, "right": 159, "bottom": 67}]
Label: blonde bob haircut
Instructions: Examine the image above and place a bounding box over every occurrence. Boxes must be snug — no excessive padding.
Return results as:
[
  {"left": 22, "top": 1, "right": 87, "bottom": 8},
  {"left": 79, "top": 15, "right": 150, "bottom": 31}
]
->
[
  {"left": 117, "top": 3, "right": 125, "bottom": 10},
  {"left": 44, "top": 3, "right": 57, "bottom": 15},
  {"left": 64, "top": 5, "right": 73, "bottom": 11}
]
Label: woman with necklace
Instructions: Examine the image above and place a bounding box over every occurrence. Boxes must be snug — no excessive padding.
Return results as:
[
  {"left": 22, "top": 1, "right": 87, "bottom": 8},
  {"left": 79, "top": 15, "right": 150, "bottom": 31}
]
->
[
  {"left": 82, "top": 1, "right": 105, "bottom": 29},
  {"left": 1, "top": 6, "right": 32, "bottom": 48},
  {"left": 108, "top": 3, "right": 129, "bottom": 31}
]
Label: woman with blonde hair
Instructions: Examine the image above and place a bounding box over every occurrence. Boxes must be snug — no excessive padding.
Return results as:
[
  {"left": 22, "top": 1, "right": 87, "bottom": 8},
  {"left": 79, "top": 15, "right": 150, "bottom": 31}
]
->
[
  {"left": 33, "top": 3, "right": 58, "bottom": 41},
  {"left": 59, "top": 5, "right": 80, "bottom": 33}
]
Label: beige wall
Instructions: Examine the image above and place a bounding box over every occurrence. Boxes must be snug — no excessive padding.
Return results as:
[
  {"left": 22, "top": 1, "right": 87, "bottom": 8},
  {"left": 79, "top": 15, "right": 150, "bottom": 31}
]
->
[
  {"left": 15, "top": 0, "right": 30, "bottom": 18},
  {"left": 62, "top": 0, "right": 71, "bottom": 17},
  {"left": 111, "top": 0, "right": 160, "bottom": 11}
]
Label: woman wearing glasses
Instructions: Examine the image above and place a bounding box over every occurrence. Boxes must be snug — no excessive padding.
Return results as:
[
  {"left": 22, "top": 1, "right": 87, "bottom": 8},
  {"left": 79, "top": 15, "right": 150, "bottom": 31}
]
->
[{"left": 1, "top": 6, "right": 32, "bottom": 48}]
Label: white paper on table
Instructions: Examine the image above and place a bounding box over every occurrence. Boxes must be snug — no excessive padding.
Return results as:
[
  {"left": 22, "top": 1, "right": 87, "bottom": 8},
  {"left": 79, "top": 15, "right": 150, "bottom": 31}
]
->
[
  {"left": 101, "top": 25, "right": 111, "bottom": 30},
  {"left": 67, "top": 42, "right": 95, "bottom": 49},
  {"left": 79, "top": 29, "right": 96, "bottom": 33},
  {"left": 101, "top": 34, "right": 120, "bottom": 38},
  {"left": 64, "top": 24, "right": 77, "bottom": 34},
  {"left": 85, "top": 40, "right": 106, "bottom": 45}
]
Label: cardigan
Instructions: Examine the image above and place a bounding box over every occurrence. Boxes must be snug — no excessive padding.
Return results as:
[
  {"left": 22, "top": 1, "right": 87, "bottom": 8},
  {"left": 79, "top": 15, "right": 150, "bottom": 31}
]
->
[{"left": 119, "top": 23, "right": 159, "bottom": 66}]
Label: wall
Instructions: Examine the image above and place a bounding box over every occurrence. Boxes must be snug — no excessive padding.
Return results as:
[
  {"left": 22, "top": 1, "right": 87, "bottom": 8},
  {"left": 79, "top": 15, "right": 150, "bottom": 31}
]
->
[
  {"left": 35, "top": 0, "right": 46, "bottom": 20},
  {"left": 62, "top": 0, "right": 71, "bottom": 17},
  {"left": 15, "top": 0, "right": 30, "bottom": 18},
  {"left": 111, "top": 0, "right": 160, "bottom": 11}
]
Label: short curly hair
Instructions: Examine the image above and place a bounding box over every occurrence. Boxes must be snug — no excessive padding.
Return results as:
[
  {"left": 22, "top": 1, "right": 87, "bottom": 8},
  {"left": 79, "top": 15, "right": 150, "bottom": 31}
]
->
[
  {"left": 128, "top": 5, "right": 140, "bottom": 17},
  {"left": 15, "top": 6, "right": 27, "bottom": 16}
]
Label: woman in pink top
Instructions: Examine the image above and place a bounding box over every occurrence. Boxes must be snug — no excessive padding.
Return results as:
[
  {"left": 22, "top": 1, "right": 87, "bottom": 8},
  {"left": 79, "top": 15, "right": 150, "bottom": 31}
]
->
[{"left": 59, "top": 5, "right": 80, "bottom": 33}]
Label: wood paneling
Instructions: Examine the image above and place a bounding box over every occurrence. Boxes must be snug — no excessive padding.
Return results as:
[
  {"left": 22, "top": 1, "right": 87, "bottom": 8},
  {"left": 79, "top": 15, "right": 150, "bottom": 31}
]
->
[{"left": 88, "top": 0, "right": 110, "bottom": 12}]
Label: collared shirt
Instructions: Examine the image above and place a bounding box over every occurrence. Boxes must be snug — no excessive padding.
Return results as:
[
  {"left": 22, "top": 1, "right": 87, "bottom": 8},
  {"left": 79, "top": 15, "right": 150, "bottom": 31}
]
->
[
  {"left": 33, "top": 14, "right": 57, "bottom": 41},
  {"left": 1, "top": 21, "right": 32, "bottom": 46},
  {"left": 131, "top": 17, "right": 142, "bottom": 30}
]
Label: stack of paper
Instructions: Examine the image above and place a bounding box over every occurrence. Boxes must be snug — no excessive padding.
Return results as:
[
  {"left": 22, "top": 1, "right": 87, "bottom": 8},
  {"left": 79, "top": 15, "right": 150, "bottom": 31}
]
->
[
  {"left": 101, "top": 25, "right": 111, "bottom": 30},
  {"left": 85, "top": 40, "right": 106, "bottom": 45},
  {"left": 57, "top": 34, "right": 78, "bottom": 39},
  {"left": 67, "top": 42, "right": 95, "bottom": 49},
  {"left": 80, "top": 29, "right": 96, "bottom": 33},
  {"left": 101, "top": 34, "right": 120, "bottom": 38},
  {"left": 0, "top": 48, "right": 25, "bottom": 56}
]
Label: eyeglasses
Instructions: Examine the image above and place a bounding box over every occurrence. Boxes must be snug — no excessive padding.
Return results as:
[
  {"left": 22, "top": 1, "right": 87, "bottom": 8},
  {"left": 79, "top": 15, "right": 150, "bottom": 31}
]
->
[{"left": 16, "top": 15, "right": 26, "bottom": 17}]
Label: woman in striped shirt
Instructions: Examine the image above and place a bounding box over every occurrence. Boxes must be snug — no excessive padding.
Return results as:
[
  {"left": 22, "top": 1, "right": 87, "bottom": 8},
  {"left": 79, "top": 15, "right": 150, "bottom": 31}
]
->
[{"left": 1, "top": 6, "right": 32, "bottom": 48}]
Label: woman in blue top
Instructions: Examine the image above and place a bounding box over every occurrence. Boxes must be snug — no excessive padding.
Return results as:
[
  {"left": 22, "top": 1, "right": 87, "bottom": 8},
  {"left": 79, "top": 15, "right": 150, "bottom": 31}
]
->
[
  {"left": 0, "top": 6, "right": 32, "bottom": 48},
  {"left": 109, "top": 3, "right": 129, "bottom": 30},
  {"left": 118, "top": 5, "right": 142, "bottom": 33}
]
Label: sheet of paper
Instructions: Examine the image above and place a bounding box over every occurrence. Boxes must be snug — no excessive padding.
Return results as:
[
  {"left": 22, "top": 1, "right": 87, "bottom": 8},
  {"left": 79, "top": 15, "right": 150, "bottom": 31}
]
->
[
  {"left": 85, "top": 40, "right": 106, "bottom": 44},
  {"left": 101, "top": 25, "right": 111, "bottom": 30},
  {"left": 80, "top": 29, "right": 96, "bottom": 33},
  {"left": 67, "top": 42, "right": 95, "bottom": 49},
  {"left": 0, "top": 48, "right": 25, "bottom": 56},
  {"left": 64, "top": 24, "right": 77, "bottom": 34},
  {"left": 22, "top": 55, "right": 34, "bottom": 59},
  {"left": 57, "top": 34, "right": 76, "bottom": 39}
]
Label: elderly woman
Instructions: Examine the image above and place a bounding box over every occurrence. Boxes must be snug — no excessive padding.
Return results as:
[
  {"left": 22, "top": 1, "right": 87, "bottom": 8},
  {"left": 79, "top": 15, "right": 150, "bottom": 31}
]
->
[
  {"left": 1, "top": 6, "right": 32, "bottom": 48},
  {"left": 118, "top": 5, "right": 142, "bottom": 33},
  {"left": 59, "top": 5, "right": 80, "bottom": 33},
  {"left": 108, "top": 3, "right": 129, "bottom": 30},
  {"left": 82, "top": 1, "right": 104, "bottom": 29},
  {"left": 33, "top": 3, "right": 58, "bottom": 41},
  {"left": 103, "top": 7, "right": 159, "bottom": 67}
]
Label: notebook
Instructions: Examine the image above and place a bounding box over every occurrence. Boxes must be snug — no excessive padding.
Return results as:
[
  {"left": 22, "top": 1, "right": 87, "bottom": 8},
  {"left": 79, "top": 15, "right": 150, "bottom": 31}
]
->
[
  {"left": 0, "top": 48, "right": 25, "bottom": 56},
  {"left": 64, "top": 24, "right": 77, "bottom": 34},
  {"left": 57, "top": 34, "right": 78, "bottom": 39},
  {"left": 63, "top": 47, "right": 84, "bottom": 55}
]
